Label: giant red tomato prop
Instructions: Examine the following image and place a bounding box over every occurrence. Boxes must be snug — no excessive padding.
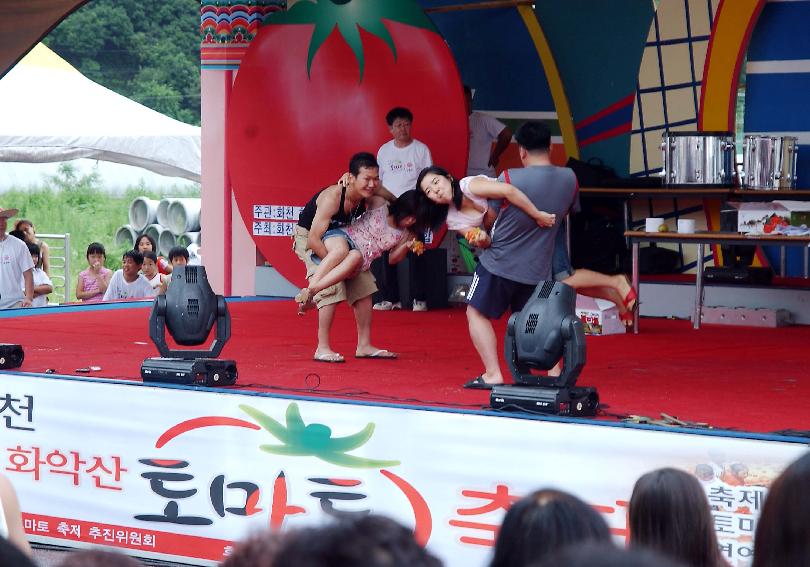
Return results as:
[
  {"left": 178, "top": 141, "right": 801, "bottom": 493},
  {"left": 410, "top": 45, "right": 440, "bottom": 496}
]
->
[{"left": 227, "top": 0, "right": 468, "bottom": 283}]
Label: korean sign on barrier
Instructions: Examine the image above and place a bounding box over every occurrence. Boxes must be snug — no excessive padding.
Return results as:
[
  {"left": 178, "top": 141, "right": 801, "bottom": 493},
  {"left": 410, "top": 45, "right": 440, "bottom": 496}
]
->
[{"left": 0, "top": 373, "right": 805, "bottom": 566}]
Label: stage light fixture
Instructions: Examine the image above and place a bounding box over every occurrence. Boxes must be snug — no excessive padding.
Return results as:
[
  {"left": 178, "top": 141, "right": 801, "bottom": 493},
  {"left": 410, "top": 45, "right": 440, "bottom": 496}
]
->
[
  {"left": 490, "top": 281, "right": 599, "bottom": 417},
  {"left": 141, "top": 266, "right": 237, "bottom": 386},
  {"left": 0, "top": 344, "right": 24, "bottom": 370}
]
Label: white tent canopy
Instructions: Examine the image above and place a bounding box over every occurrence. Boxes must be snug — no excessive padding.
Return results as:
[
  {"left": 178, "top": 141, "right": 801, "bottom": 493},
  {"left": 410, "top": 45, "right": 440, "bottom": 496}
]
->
[{"left": 0, "top": 44, "right": 201, "bottom": 182}]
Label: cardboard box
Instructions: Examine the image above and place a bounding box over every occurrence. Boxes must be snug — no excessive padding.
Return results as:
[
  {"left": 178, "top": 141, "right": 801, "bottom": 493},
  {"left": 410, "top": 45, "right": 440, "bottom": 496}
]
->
[
  {"left": 732, "top": 202, "right": 790, "bottom": 234},
  {"left": 775, "top": 200, "right": 810, "bottom": 227},
  {"left": 575, "top": 296, "right": 625, "bottom": 335}
]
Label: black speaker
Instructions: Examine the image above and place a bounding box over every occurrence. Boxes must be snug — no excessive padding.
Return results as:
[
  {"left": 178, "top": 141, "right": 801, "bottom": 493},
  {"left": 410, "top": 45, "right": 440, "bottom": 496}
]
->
[{"left": 0, "top": 344, "right": 24, "bottom": 369}]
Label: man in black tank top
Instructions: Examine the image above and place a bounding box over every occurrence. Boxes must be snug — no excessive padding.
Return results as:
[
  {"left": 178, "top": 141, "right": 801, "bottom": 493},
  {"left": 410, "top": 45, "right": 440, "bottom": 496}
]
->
[{"left": 292, "top": 152, "right": 397, "bottom": 363}]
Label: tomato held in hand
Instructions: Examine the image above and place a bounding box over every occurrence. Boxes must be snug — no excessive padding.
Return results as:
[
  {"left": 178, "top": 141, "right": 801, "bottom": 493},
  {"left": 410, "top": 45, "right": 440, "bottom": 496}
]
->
[{"left": 227, "top": 0, "right": 468, "bottom": 282}]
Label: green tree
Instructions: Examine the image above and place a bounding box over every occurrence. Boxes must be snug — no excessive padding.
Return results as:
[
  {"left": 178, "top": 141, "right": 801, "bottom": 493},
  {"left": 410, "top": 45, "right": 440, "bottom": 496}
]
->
[{"left": 44, "top": 0, "right": 200, "bottom": 125}]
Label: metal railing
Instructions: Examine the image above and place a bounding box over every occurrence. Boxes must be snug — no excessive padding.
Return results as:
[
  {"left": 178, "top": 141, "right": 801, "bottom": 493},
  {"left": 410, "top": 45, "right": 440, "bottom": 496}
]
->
[{"left": 38, "top": 233, "right": 71, "bottom": 305}]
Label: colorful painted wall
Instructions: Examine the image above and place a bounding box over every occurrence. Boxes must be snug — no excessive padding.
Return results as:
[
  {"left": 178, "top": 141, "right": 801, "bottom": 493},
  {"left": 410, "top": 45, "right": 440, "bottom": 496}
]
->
[{"left": 201, "top": 0, "right": 810, "bottom": 292}]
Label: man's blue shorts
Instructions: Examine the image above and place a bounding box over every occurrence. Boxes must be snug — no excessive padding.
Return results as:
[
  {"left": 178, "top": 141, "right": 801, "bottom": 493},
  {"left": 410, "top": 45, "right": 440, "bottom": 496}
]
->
[{"left": 466, "top": 264, "right": 536, "bottom": 319}]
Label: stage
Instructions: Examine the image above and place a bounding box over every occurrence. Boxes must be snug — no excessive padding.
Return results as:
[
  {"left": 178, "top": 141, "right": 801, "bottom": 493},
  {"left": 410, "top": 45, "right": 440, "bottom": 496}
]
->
[
  {"left": 1, "top": 298, "right": 808, "bottom": 566},
  {"left": 3, "top": 297, "right": 810, "bottom": 435}
]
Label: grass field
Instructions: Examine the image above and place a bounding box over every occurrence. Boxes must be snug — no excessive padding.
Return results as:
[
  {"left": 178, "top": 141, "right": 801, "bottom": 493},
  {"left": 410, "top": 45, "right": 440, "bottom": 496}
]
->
[{"left": 0, "top": 164, "right": 199, "bottom": 303}]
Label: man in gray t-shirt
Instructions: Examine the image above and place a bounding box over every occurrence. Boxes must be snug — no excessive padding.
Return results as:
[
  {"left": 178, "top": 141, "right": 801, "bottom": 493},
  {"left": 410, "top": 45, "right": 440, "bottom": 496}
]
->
[{"left": 463, "top": 121, "right": 578, "bottom": 390}]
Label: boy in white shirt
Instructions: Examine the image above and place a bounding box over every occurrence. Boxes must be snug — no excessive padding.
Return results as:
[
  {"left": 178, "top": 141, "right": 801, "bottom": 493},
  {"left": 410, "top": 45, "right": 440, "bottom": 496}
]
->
[
  {"left": 375, "top": 107, "right": 433, "bottom": 311},
  {"left": 103, "top": 250, "right": 155, "bottom": 301}
]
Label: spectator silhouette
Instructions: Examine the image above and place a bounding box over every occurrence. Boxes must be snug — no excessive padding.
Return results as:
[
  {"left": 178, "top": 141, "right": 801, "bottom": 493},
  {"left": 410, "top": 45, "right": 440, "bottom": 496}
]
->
[
  {"left": 752, "top": 452, "right": 810, "bottom": 567},
  {"left": 535, "top": 543, "right": 686, "bottom": 567},
  {"left": 489, "top": 489, "right": 611, "bottom": 567},
  {"left": 629, "top": 468, "right": 728, "bottom": 567},
  {"left": 221, "top": 531, "right": 283, "bottom": 567},
  {"left": 59, "top": 549, "right": 142, "bottom": 567},
  {"left": 272, "top": 514, "right": 441, "bottom": 567}
]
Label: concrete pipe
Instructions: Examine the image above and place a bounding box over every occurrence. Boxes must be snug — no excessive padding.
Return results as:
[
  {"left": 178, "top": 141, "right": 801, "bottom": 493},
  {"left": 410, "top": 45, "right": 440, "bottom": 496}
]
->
[
  {"left": 177, "top": 231, "right": 201, "bottom": 247},
  {"left": 158, "top": 229, "right": 177, "bottom": 257},
  {"left": 128, "top": 197, "right": 159, "bottom": 232},
  {"left": 167, "top": 198, "right": 202, "bottom": 235},
  {"left": 143, "top": 223, "right": 163, "bottom": 248},
  {"left": 115, "top": 225, "right": 139, "bottom": 249},
  {"left": 156, "top": 198, "right": 179, "bottom": 228}
]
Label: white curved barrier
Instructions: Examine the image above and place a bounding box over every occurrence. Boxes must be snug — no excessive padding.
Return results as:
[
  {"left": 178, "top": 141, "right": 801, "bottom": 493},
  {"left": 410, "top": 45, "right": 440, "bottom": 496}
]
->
[
  {"left": 167, "top": 198, "right": 201, "bottom": 235},
  {"left": 128, "top": 197, "right": 159, "bottom": 232},
  {"left": 177, "top": 231, "right": 201, "bottom": 247},
  {"left": 114, "top": 225, "right": 139, "bottom": 249},
  {"left": 156, "top": 198, "right": 179, "bottom": 228},
  {"left": 158, "top": 229, "right": 177, "bottom": 257}
]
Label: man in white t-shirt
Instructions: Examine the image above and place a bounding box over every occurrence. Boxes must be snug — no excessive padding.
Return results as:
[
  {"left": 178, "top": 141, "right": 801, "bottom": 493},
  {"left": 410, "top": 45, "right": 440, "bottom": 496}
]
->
[
  {"left": 377, "top": 107, "right": 433, "bottom": 197},
  {"left": 465, "top": 85, "right": 513, "bottom": 177},
  {"left": 103, "top": 250, "right": 156, "bottom": 301},
  {"left": 0, "top": 207, "right": 33, "bottom": 309},
  {"left": 374, "top": 107, "right": 433, "bottom": 311}
]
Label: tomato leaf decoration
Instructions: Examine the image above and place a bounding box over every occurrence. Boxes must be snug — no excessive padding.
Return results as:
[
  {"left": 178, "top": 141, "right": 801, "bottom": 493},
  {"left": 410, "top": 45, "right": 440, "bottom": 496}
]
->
[{"left": 263, "top": 0, "right": 437, "bottom": 81}]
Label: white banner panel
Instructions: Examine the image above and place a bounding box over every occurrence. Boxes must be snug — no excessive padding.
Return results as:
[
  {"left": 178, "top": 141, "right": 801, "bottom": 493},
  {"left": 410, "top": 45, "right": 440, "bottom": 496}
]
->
[{"left": 0, "top": 372, "right": 805, "bottom": 567}]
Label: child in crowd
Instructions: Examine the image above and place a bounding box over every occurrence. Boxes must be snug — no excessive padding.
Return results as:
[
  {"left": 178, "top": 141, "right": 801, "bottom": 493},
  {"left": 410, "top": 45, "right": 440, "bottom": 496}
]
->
[
  {"left": 134, "top": 234, "right": 171, "bottom": 274},
  {"left": 102, "top": 250, "right": 155, "bottom": 301},
  {"left": 295, "top": 190, "right": 426, "bottom": 313},
  {"left": 76, "top": 242, "right": 112, "bottom": 302},
  {"left": 168, "top": 246, "right": 189, "bottom": 267},
  {"left": 25, "top": 243, "right": 52, "bottom": 307},
  {"left": 141, "top": 251, "right": 169, "bottom": 292}
]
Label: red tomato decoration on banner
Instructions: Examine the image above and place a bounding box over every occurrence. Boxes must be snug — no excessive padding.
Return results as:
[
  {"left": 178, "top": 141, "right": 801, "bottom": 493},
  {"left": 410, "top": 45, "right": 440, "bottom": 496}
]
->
[{"left": 226, "top": 0, "right": 468, "bottom": 283}]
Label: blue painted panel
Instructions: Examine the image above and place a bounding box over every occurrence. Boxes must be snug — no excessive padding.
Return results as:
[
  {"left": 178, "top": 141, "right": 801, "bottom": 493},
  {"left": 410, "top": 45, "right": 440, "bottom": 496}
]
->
[
  {"left": 425, "top": 8, "right": 555, "bottom": 112},
  {"left": 748, "top": 1, "right": 810, "bottom": 62},
  {"left": 744, "top": 74, "right": 810, "bottom": 131}
]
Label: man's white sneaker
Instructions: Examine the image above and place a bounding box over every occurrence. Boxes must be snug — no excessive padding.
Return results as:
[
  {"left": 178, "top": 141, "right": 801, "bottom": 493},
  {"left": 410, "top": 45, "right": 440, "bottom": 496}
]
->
[
  {"left": 373, "top": 301, "right": 403, "bottom": 311},
  {"left": 412, "top": 300, "right": 428, "bottom": 312}
]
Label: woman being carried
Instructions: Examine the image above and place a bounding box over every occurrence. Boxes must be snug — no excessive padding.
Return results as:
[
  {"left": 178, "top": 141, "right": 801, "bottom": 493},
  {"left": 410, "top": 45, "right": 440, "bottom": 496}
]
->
[
  {"left": 295, "top": 190, "right": 426, "bottom": 313},
  {"left": 415, "top": 165, "right": 556, "bottom": 246}
]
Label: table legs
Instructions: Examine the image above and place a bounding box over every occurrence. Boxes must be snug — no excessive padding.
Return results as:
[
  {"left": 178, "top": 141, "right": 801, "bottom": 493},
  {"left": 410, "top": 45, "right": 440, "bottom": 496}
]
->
[
  {"left": 694, "top": 243, "right": 705, "bottom": 329},
  {"left": 632, "top": 241, "right": 640, "bottom": 334}
]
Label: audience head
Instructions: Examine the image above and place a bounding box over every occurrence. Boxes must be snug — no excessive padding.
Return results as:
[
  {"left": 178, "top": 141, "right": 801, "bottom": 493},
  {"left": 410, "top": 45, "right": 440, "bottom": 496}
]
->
[
  {"left": 13, "top": 219, "right": 37, "bottom": 244},
  {"left": 9, "top": 229, "right": 26, "bottom": 241},
  {"left": 59, "top": 549, "right": 142, "bottom": 567},
  {"left": 86, "top": 242, "right": 106, "bottom": 269},
  {"left": 535, "top": 543, "right": 687, "bottom": 567},
  {"left": 272, "top": 514, "right": 441, "bottom": 567},
  {"left": 135, "top": 234, "right": 157, "bottom": 254},
  {"left": 122, "top": 250, "right": 144, "bottom": 280},
  {"left": 489, "top": 488, "right": 611, "bottom": 567},
  {"left": 27, "top": 242, "right": 42, "bottom": 269},
  {"left": 515, "top": 121, "right": 551, "bottom": 153},
  {"left": 629, "top": 467, "right": 723, "bottom": 567},
  {"left": 752, "top": 452, "right": 810, "bottom": 567},
  {"left": 221, "top": 531, "right": 283, "bottom": 567},
  {"left": 0, "top": 536, "right": 35, "bottom": 567},
  {"left": 141, "top": 251, "right": 158, "bottom": 277},
  {"left": 168, "top": 246, "right": 189, "bottom": 266},
  {"left": 386, "top": 107, "right": 414, "bottom": 146}
]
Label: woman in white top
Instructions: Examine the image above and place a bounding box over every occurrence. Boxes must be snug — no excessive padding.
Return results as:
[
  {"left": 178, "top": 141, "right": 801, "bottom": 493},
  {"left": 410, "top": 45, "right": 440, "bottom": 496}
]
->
[
  {"left": 416, "top": 165, "right": 556, "bottom": 248},
  {"left": 0, "top": 474, "right": 31, "bottom": 555}
]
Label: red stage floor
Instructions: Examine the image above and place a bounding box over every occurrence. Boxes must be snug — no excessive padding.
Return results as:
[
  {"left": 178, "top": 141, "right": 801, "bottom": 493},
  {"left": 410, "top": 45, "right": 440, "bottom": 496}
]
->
[{"left": 3, "top": 298, "right": 809, "bottom": 435}]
